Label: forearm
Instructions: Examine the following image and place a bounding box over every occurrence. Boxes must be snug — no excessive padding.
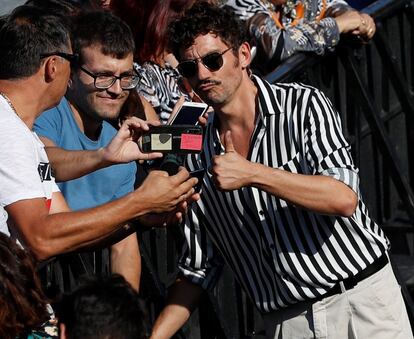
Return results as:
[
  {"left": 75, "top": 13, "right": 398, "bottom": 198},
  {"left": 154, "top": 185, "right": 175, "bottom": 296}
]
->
[
  {"left": 248, "top": 13, "right": 340, "bottom": 64},
  {"left": 151, "top": 278, "right": 204, "bottom": 339},
  {"left": 250, "top": 163, "right": 357, "bottom": 216},
  {"left": 45, "top": 146, "right": 111, "bottom": 182},
  {"left": 111, "top": 232, "right": 141, "bottom": 291},
  {"left": 8, "top": 192, "right": 153, "bottom": 261}
]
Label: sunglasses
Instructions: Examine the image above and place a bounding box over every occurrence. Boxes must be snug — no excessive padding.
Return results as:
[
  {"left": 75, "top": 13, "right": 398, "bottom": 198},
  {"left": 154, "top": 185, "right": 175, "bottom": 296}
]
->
[{"left": 177, "top": 47, "right": 232, "bottom": 78}]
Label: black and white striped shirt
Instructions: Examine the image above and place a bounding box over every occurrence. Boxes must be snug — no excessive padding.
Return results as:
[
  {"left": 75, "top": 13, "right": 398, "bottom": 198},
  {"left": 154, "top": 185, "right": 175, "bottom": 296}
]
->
[{"left": 180, "top": 76, "right": 389, "bottom": 313}]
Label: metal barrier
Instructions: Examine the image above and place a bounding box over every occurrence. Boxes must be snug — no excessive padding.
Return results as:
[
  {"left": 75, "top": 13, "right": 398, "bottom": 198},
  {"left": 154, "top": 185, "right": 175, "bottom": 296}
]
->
[{"left": 139, "top": 1, "right": 414, "bottom": 337}]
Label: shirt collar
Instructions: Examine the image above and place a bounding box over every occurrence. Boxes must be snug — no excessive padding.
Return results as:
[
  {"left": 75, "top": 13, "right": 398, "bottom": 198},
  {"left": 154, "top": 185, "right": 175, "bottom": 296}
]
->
[{"left": 251, "top": 74, "right": 284, "bottom": 117}]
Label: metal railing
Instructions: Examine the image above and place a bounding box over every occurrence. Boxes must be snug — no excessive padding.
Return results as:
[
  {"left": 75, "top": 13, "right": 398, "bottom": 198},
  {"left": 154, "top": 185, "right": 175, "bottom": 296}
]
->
[{"left": 139, "top": 1, "right": 414, "bottom": 337}]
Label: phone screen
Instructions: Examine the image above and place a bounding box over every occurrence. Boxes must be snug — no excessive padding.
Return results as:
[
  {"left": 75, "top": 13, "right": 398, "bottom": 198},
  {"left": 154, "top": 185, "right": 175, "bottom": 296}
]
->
[{"left": 170, "top": 104, "right": 207, "bottom": 125}]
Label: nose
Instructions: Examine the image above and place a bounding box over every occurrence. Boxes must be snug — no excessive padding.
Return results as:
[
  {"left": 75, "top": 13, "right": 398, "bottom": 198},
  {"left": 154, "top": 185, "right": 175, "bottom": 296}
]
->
[{"left": 106, "top": 78, "right": 123, "bottom": 95}]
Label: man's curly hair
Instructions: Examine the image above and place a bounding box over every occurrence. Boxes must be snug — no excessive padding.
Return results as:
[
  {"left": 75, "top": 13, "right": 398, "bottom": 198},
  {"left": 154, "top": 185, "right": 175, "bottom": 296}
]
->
[{"left": 168, "top": 2, "right": 247, "bottom": 60}]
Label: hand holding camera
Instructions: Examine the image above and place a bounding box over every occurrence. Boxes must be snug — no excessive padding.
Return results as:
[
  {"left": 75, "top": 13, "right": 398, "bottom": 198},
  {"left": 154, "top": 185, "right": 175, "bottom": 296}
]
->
[
  {"left": 135, "top": 167, "right": 199, "bottom": 214},
  {"left": 140, "top": 101, "right": 207, "bottom": 175},
  {"left": 103, "top": 116, "right": 163, "bottom": 164}
]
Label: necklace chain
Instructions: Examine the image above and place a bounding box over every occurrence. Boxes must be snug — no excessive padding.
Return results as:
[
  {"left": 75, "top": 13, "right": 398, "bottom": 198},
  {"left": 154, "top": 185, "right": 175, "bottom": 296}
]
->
[{"left": 0, "top": 91, "right": 19, "bottom": 116}]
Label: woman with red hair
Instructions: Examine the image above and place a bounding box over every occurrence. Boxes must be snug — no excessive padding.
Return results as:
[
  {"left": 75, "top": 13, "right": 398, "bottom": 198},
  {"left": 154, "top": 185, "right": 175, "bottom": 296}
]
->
[{"left": 111, "top": 0, "right": 197, "bottom": 124}]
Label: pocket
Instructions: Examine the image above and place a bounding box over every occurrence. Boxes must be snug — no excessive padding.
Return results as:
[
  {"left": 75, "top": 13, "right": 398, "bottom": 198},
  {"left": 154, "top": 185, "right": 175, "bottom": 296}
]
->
[{"left": 352, "top": 265, "right": 404, "bottom": 326}]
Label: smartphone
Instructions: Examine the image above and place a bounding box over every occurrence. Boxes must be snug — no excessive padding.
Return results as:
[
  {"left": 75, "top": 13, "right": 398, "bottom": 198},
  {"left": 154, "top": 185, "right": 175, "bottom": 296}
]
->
[{"left": 169, "top": 101, "right": 208, "bottom": 125}]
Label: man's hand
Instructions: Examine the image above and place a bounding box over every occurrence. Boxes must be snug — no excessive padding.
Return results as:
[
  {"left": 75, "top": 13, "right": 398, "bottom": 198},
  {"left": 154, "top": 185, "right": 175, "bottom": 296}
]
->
[
  {"left": 135, "top": 168, "right": 199, "bottom": 214},
  {"left": 211, "top": 131, "right": 255, "bottom": 191},
  {"left": 102, "top": 116, "right": 163, "bottom": 164}
]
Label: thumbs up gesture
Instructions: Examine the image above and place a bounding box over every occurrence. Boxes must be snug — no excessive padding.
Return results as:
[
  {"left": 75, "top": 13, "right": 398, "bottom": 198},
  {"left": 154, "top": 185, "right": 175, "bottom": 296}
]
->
[{"left": 211, "top": 131, "right": 254, "bottom": 191}]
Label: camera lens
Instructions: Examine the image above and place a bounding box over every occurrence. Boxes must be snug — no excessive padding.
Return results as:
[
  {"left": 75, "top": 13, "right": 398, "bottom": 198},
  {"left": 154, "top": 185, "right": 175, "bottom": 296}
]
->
[{"left": 160, "top": 154, "right": 184, "bottom": 175}]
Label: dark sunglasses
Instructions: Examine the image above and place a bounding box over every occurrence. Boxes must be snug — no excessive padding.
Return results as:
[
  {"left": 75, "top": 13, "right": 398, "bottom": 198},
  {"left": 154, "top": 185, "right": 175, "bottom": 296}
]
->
[
  {"left": 177, "top": 47, "right": 232, "bottom": 78},
  {"left": 40, "top": 52, "right": 79, "bottom": 64}
]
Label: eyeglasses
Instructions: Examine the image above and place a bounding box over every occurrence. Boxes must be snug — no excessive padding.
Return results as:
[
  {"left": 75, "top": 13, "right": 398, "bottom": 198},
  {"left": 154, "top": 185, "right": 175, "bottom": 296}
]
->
[
  {"left": 78, "top": 65, "right": 140, "bottom": 90},
  {"left": 40, "top": 52, "right": 79, "bottom": 64},
  {"left": 177, "top": 47, "right": 232, "bottom": 78}
]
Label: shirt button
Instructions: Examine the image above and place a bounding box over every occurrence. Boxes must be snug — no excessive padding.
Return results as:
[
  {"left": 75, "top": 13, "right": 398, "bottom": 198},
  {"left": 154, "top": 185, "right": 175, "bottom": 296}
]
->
[{"left": 259, "top": 210, "right": 264, "bottom": 216}]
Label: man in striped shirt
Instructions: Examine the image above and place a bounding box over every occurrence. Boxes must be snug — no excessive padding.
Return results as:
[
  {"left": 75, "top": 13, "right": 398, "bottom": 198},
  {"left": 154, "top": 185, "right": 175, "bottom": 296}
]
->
[{"left": 151, "top": 3, "right": 412, "bottom": 338}]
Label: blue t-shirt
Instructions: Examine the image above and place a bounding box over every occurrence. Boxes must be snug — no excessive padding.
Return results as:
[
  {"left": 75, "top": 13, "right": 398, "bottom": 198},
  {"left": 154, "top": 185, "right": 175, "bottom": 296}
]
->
[{"left": 34, "top": 97, "right": 136, "bottom": 210}]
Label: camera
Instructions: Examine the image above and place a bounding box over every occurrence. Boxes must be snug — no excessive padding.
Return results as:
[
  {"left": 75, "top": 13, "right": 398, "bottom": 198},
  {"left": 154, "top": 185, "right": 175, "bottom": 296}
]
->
[{"left": 141, "top": 125, "right": 203, "bottom": 154}]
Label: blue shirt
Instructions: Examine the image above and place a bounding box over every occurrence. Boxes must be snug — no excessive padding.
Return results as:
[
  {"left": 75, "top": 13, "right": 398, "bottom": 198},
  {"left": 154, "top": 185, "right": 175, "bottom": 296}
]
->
[{"left": 34, "top": 97, "right": 136, "bottom": 210}]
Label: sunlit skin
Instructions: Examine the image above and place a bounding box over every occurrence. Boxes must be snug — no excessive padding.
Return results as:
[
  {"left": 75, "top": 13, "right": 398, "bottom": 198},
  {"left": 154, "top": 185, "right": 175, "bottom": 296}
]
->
[{"left": 67, "top": 45, "right": 134, "bottom": 137}]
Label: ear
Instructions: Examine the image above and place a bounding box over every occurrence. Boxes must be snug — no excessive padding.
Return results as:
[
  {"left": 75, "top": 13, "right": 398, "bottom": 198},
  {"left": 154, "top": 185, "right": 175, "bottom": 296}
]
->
[
  {"left": 238, "top": 42, "right": 252, "bottom": 69},
  {"left": 43, "top": 56, "right": 59, "bottom": 83}
]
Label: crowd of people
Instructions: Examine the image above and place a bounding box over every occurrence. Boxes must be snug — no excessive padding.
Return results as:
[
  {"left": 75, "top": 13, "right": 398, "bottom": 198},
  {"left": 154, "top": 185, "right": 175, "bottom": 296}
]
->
[{"left": 0, "top": 0, "right": 411, "bottom": 338}]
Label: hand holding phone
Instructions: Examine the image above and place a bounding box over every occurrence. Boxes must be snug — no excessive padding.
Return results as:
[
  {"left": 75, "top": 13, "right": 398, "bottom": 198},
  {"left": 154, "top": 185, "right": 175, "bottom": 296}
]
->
[{"left": 168, "top": 101, "right": 208, "bottom": 125}]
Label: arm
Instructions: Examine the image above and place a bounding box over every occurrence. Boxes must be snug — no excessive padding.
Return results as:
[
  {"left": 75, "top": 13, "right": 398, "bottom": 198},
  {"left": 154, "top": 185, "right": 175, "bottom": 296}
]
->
[
  {"left": 247, "top": 12, "right": 342, "bottom": 65},
  {"left": 212, "top": 88, "right": 358, "bottom": 217},
  {"left": 140, "top": 95, "right": 159, "bottom": 121},
  {"left": 42, "top": 117, "right": 162, "bottom": 182},
  {"left": 6, "top": 168, "right": 198, "bottom": 261},
  {"left": 119, "top": 89, "right": 160, "bottom": 122},
  {"left": 334, "top": 11, "right": 376, "bottom": 41},
  {"left": 110, "top": 232, "right": 140, "bottom": 291},
  {"left": 150, "top": 203, "right": 220, "bottom": 339},
  {"left": 211, "top": 131, "right": 357, "bottom": 217},
  {"left": 246, "top": 5, "right": 374, "bottom": 68},
  {"left": 150, "top": 278, "right": 204, "bottom": 339}
]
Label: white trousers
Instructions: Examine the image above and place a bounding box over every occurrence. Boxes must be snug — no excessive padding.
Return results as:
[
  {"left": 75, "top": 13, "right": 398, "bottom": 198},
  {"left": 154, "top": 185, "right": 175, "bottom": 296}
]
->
[{"left": 263, "top": 263, "right": 413, "bottom": 339}]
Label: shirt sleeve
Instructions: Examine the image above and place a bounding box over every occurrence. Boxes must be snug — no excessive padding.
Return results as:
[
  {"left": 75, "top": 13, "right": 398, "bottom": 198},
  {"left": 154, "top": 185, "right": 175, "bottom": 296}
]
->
[
  {"left": 178, "top": 203, "right": 224, "bottom": 290},
  {"left": 33, "top": 103, "right": 63, "bottom": 145},
  {"left": 247, "top": 13, "right": 340, "bottom": 66},
  {"left": 305, "top": 88, "right": 359, "bottom": 193},
  {"left": 0, "top": 119, "right": 47, "bottom": 206},
  {"left": 326, "top": 0, "right": 352, "bottom": 17}
]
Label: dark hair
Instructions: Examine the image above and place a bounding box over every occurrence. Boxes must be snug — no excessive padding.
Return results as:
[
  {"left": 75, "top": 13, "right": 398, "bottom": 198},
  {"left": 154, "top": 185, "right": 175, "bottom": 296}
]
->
[
  {"left": 24, "top": 0, "right": 84, "bottom": 18},
  {"left": 111, "top": 0, "right": 194, "bottom": 63},
  {"left": 0, "top": 5, "right": 71, "bottom": 79},
  {"left": 71, "top": 10, "right": 135, "bottom": 62},
  {"left": 57, "top": 274, "right": 148, "bottom": 339},
  {"left": 169, "top": 2, "right": 247, "bottom": 60},
  {"left": 0, "top": 232, "right": 49, "bottom": 339}
]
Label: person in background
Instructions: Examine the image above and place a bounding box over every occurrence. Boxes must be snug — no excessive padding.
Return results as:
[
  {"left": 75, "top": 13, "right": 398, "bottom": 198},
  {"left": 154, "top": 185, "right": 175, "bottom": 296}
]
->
[
  {"left": 33, "top": 10, "right": 144, "bottom": 293},
  {"left": 224, "top": 0, "right": 376, "bottom": 73},
  {"left": 0, "top": 3, "right": 198, "bottom": 288},
  {"left": 150, "top": 3, "right": 412, "bottom": 338},
  {"left": 111, "top": 0, "right": 196, "bottom": 124},
  {"left": 0, "top": 232, "right": 58, "bottom": 339},
  {"left": 57, "top": 274, "right": 147, "bottom": 339}
]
